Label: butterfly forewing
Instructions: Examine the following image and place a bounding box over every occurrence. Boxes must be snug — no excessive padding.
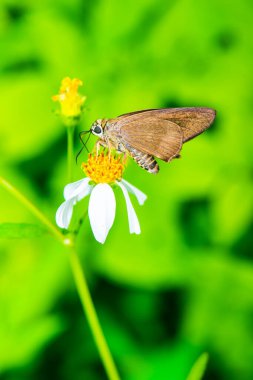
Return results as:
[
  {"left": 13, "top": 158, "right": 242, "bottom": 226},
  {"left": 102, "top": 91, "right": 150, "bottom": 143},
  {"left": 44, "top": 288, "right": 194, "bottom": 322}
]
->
[
  {"left": 115, "top": 107, "right": 215, "bottom": 143},
  {"left": 156, "top": 107, "right": 215, "bottom": 142},
  {"left": 119, "top": 117, "right": 183, "bottom": 161}
]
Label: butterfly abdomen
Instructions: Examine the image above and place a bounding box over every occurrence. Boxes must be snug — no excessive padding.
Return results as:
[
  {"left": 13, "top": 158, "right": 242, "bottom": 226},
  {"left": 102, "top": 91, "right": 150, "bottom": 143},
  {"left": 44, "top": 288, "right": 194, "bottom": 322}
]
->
[{"left": 125, "top": 144, "right": 159, "bottom": 174}]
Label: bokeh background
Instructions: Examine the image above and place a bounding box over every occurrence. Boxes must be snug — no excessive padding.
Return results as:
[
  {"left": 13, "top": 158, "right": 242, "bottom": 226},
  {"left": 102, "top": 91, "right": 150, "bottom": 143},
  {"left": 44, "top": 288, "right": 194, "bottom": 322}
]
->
[{"left": 1, "top": 0, "right": 253, "bottom": 379}]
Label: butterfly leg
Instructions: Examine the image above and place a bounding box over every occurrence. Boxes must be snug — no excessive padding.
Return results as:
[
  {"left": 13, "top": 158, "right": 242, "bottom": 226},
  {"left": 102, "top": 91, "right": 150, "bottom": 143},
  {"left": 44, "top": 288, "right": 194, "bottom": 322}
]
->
[
  {"left": 106, "top": 138, "right": 113, "bottom": 159},
  {"left": 95, "top": 139, "right": 107, "bottom": 155}
]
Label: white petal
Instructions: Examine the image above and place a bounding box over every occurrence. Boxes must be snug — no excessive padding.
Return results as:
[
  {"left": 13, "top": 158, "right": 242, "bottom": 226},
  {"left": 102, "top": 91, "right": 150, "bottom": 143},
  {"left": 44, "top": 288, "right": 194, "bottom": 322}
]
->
[
  {"left": 63, "top": 177, "right": 92, "bottom": 200},
  {"left": 76, "top": 184, "right": 93, "bottom": 201},
  {"left": 56, "top": 198, "right": 76, "bottom": 229},
  {"left": 120, "top": 179, "right": 147, "bottom": 205},
  {"left": 88, "top": 184, "right": 116, "bottom": 244},
  {"left": 117, "top": 182, "right": 141, "bottom": 235}
]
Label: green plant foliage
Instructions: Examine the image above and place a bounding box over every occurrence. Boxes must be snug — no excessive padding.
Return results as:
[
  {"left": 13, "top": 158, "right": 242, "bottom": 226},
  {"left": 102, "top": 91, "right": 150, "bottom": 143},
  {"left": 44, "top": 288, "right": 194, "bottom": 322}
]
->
[
  {"left": 1, "top": 0, "right": 253, "bottom": 379},
  {"left": 186, "top": 353, "right": 208, "bottom": 380},
  {"left": 0, "top": 223, "right": 48, "bottom": 238}
]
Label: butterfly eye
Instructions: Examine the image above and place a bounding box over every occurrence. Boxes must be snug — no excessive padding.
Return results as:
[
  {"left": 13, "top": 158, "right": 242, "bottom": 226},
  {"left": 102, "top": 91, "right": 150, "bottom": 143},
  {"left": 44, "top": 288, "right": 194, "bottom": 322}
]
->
[{"left": 93, "top": 126, "right": 102, "bottom": 134}]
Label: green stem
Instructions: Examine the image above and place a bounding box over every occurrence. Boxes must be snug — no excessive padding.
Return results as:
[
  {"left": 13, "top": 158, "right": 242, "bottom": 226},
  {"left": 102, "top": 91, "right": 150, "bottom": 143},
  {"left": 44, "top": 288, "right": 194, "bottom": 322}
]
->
[
  {"left": 67, "top": 126, "right": 75, "bottom": 182},
  {"left": 0, "top": 177, "right": 69, "bottom": 246},
  {"left": 65, "top": 125, "right": 120, "bottom": 379},
  {"left": 68, "top": 249, "right": 120, "bottom": 380}
]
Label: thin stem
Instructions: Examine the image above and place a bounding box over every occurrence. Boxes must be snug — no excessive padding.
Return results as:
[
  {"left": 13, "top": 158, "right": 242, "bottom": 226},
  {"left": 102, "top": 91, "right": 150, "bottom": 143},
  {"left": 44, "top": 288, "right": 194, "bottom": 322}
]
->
[
  {"left": 67, "top": 126, "right": 75, "bottom": 182},
  {"left": 0, "top": 177, "right": 69, "bottom": 245},
  {"left": 65, "top": 125, "right": 120, "bottom": 379},
  {"left": 68, "top": 249, "right": 120, "bottom": 380}
]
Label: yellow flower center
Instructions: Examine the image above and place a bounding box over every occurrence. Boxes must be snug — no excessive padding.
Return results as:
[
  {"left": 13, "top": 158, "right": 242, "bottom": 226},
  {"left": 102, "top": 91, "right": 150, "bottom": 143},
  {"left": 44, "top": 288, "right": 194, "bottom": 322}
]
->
[
  {"left": 52, "top": 77, "right": 86, "bottom": 118},
  {"left": 81, "top": 153, "right": 125, "bottom": 184}
]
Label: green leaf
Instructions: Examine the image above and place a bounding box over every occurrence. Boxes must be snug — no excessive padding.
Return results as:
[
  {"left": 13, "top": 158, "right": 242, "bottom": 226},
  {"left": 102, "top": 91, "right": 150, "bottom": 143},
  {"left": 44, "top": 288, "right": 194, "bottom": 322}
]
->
[
  {"left": 186, "top": 353, "right": 209, "bottom": 380},
  {"left": 0, "top": 223, "right": 48, "bottom": 239},
  {"left": 0, "top": 316, "right": 64, "bottom": 370}
]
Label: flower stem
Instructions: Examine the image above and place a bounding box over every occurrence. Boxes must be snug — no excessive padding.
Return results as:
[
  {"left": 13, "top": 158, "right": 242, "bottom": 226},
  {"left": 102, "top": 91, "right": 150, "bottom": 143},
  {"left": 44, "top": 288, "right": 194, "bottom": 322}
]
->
[
  {"left": 67, "top": 126, "right": 75, "bottom": 182},
  {"left": 0, "top": 176, "right": 68, "bottom": 245},
  {"left": 68, "top": 249, "right": 120, "bottom": 380},
  {"left": 65, "top": 125, "right": 120, "bottom": 379}
]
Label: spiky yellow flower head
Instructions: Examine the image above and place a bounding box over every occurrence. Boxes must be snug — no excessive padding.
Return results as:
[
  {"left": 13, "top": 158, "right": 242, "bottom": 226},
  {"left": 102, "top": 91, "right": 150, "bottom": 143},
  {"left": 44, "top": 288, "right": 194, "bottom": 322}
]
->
[
  {"left": 81, "top": 153, "right": 125, "bottom": 184},
  {"left": 52, "top": 77, "right": 86, "bottom": 122}
]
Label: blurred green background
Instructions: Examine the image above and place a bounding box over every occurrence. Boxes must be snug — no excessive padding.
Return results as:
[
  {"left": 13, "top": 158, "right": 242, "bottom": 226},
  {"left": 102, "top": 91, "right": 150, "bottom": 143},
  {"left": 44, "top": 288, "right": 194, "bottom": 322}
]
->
[{"left": 1, "top": 0, "right": 253, "bottom": 379}]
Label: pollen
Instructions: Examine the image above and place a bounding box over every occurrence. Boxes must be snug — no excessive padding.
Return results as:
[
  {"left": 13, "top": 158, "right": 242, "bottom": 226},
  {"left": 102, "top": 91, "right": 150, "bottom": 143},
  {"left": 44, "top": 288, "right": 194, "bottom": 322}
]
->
[{"left": 81, "top": 153, "right": 125, "bottom": 184}]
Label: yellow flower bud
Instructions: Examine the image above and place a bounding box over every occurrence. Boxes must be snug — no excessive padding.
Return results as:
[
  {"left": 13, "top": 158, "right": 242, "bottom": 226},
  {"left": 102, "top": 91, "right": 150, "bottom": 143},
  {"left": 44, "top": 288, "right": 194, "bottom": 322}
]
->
[{"left": 52, "top": 77, "right": 86, "bottom": 125}]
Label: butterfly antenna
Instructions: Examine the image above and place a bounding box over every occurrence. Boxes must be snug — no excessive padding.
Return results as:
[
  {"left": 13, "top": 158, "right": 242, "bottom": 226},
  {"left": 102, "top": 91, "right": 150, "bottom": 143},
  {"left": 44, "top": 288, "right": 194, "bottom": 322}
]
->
[{"left": 76, "top": 130, "right": 91, "bottom": 164}]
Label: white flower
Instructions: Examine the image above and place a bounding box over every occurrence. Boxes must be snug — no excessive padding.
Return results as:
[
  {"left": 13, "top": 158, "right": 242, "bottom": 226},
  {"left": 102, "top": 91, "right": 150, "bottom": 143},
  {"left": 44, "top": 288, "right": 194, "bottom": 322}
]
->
[{"left": 56, "top": 177, "right": 147, "bottom": 244}]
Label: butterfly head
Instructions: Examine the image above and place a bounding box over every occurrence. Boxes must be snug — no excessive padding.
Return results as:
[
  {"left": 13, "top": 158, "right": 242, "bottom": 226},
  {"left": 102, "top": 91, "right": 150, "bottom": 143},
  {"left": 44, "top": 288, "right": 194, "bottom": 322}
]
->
[{"left": 91, "top": 119, "right": 105, "bottom": 138}]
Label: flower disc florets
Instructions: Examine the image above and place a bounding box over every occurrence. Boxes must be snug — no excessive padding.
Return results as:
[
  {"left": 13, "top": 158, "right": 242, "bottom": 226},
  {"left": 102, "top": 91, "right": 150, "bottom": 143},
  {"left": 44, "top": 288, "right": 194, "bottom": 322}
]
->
[{"left": 81, "top": 153, "right": 124, "bottom": 184}]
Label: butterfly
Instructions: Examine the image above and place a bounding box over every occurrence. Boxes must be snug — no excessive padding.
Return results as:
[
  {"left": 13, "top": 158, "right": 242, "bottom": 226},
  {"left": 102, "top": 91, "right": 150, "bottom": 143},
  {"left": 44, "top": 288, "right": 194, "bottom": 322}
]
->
[{"left": 82, "top": 107, "right": 216, "bottom": 173}]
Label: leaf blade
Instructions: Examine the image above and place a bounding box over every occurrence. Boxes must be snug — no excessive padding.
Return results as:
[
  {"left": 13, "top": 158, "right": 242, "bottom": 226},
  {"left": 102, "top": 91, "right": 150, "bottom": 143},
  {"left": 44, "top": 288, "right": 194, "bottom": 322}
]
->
[
  {"left": 0, "top": 223, "right": 48, "bottom": 239},
  {"left": 186, "top": 353, "right": 209, "bottom": 380}
]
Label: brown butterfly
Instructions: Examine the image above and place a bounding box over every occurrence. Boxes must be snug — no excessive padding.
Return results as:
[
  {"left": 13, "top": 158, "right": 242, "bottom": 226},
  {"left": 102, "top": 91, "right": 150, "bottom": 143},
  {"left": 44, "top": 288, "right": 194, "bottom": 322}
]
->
[{"left": 87, "top": 107, "right": 216, "bottom": 174}]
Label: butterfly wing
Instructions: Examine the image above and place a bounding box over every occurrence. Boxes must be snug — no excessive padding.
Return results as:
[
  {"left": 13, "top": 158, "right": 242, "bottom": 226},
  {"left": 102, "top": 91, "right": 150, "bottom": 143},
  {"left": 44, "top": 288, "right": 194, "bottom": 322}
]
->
[
  {"left": 119, "top": 117, "right": 183, "bottom": 161},
  {"left": 116, "top": 107, "right": 216, "bottom": 143}
]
